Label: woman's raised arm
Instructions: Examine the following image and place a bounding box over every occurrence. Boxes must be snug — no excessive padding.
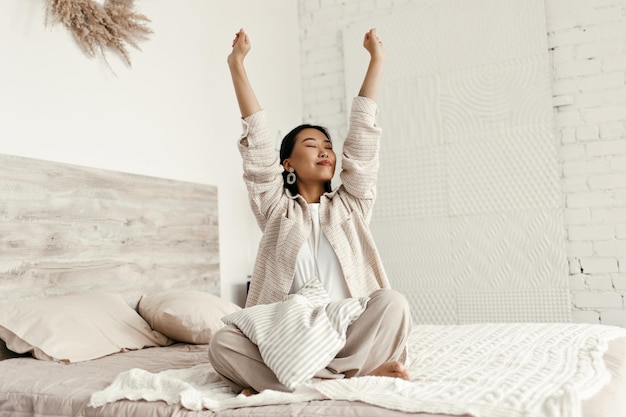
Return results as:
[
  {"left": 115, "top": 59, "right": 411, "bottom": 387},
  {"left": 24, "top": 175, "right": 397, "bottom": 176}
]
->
[
  {"left": 358, "top": 28, "right": 385, "bottom": 101},
  {"left": 228, "top": 29, "right": 262, "bottom": 118}
]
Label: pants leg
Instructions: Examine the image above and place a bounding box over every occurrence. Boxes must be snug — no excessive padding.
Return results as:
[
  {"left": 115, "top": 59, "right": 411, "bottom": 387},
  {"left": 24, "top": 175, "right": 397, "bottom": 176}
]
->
[
  {"left": 326, "top": 289, "right": 412, "bottom": 377},
  {"left": 208, "top": 324, "right": 288, "bottom": 393},
  {"left": 208, "top": 288, "right": 412, "bottom": 393}
]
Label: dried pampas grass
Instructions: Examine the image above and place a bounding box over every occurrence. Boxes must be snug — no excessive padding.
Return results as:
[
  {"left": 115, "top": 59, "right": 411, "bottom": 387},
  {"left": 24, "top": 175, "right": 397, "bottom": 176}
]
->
[{"left": 45, "top": 0, "right": 152, "bottom": 66}]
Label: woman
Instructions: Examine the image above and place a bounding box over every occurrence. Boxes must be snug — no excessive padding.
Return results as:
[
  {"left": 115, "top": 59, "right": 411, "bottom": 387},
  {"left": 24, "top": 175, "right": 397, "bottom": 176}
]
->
[{"left": 209, "top": 28, "right": 412, "bottom": 396}]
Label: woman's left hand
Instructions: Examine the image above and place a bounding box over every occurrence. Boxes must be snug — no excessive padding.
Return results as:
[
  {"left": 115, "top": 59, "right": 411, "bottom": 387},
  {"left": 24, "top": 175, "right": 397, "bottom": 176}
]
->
[{"left": 363, "top": 28, "right": 385, "bottom": 60}]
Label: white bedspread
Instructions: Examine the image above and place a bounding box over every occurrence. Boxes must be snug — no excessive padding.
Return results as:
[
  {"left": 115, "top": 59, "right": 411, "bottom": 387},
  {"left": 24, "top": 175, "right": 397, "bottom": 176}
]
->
[{"left": 89, "top": 322, "right": 626, "bottom": 417}]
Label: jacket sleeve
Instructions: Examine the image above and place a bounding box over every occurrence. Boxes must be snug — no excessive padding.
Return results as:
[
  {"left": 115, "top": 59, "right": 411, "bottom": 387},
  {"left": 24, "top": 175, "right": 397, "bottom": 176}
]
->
[
  {"left": 237, "top": 110, "right": 285, "bottom": 230},
  {"left": 339, "top": 96, "right": 382, "bottom": 221}
]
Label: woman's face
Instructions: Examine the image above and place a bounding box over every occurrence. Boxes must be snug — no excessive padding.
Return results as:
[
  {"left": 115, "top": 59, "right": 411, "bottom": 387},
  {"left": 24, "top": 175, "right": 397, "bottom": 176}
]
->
[{"left": 283, "top": 128, "right": 336, "bottom": 185}]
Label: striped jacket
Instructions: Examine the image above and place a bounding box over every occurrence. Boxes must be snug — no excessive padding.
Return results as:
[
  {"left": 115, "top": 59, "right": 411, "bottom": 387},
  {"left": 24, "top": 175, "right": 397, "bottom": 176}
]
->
[{"left": 239, "top": 96, "right": 390, "bottom": 307}]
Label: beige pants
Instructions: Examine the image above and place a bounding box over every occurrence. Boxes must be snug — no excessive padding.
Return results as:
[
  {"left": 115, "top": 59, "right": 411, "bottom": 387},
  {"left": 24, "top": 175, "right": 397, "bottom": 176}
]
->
[{"left": 208, "top": 289, "right": 413, "bottom": 393}]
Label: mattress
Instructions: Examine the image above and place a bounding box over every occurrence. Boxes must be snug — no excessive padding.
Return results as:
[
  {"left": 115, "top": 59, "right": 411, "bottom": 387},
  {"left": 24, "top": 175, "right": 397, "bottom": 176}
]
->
[{"left": 1, "top": 327, "right": 626, "bottom": 417}]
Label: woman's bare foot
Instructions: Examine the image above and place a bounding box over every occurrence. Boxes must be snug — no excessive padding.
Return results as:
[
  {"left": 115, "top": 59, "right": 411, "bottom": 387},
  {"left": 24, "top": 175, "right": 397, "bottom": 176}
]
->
[
  {"left": 240, "top": 388, "right": 258, "bottom": 397},
  {"left": 367, "top": 361, "right": 410, "bottom": 380}
]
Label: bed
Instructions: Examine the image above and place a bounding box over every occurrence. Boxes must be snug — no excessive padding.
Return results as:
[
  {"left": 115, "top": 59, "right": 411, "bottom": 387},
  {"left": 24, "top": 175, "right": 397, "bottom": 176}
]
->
[{"left": 1, "top": 153, "right": 626, "bottom": 417}]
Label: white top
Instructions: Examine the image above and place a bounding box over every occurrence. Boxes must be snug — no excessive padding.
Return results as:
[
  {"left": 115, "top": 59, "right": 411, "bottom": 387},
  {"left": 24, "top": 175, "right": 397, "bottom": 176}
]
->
[{"left": 290, "top": 203, "right": 351, "bottom": 300}]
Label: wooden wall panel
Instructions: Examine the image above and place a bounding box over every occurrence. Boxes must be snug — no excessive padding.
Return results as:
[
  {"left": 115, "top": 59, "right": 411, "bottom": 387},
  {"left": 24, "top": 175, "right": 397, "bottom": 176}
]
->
[{"left": 0, "top": 154, "right": 219, "bottom": 305}]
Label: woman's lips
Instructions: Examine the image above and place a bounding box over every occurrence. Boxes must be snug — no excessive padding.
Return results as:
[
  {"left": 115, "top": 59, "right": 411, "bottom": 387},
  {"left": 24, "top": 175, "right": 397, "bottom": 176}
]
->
[{"left": 317, "top": 160, "right": 332, "bottom": 166}]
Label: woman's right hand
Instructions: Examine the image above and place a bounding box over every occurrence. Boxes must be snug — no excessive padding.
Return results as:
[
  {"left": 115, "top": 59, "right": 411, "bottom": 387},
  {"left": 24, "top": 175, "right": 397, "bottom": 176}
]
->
[{"left": 228, "top": 28, "right": 251, "bottom": 67}]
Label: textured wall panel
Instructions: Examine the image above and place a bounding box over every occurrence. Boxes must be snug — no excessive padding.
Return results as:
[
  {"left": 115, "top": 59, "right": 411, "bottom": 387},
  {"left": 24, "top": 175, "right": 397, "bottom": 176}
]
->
[
  {"left": 405, "top": 290, "right": 458, "bottom": 325},
  {"left": 440, "top": 57, "right": 554, "bottom": 136},
  {"left": 380, "top": 77, "right": 443, "bottom": 150},
  {"left": 371, "top": 218, "right": 454, "bottom": 289},
  {"left": 435, "top": 0, "right": 549, "bottom": 71},
  {"left": 448, "top": 125, "right": 562, "bottom": 215},
  {"left": 344, "top": 0, "right": 570, "bottom": 324},
  {"left": 343, "top": 3, "right": 438, "bottom": 99},
  {"left": 451, "top": 211, "right": 569, "bottom": 290},
  {"left": 457, "top": 290, "right": 571, "bottom": 323},
  {"left": 375, "top": 146, "right": 448, "bottom": 221}
]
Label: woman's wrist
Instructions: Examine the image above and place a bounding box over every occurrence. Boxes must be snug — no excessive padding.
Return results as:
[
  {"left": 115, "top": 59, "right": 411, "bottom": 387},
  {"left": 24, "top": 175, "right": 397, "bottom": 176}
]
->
[
  {"left": 227, "top": 55, "right": 246, "bottom": 70},
  {"left": 369, "top": 53, "right": 385, "bottom": 63}
]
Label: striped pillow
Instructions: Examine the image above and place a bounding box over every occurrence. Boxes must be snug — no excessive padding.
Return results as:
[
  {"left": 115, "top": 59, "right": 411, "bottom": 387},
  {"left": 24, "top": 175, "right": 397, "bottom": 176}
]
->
[{"left": 222, "top": 278, "right": 369, "bottom": 390}]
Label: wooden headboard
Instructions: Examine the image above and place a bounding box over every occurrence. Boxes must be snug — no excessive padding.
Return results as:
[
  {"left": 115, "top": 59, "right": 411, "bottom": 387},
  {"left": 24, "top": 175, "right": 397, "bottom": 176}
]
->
[{"left": 0, "top": 154, "right": 219, "bottom": 306}]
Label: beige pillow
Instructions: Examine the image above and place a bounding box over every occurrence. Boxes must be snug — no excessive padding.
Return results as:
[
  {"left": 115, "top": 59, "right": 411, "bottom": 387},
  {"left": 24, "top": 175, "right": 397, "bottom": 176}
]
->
[
  {"left": 137, "top": 290, "right": 241, "bottom": 344},
  {"left": 0, "top": 292, "right": 170, "bottom": 363}
]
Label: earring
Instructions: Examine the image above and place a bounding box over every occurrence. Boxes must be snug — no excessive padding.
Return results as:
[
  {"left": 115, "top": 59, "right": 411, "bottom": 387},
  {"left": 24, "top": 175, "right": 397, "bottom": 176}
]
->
[{"left": 286, "top": 167, "right": 297, "bottom": 185}]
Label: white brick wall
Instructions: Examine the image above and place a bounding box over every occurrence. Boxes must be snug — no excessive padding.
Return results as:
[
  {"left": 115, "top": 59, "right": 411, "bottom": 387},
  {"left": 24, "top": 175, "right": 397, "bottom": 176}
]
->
[
  {"left": 298, "top": 0, "right": 626, "bottom": 326},
  {"left": 547, "top": 0, "right": 626, "bottom": 325}
]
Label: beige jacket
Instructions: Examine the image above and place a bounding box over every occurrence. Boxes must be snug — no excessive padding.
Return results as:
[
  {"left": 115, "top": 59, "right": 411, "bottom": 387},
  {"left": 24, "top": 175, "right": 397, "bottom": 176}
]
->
[{"left": 239, "top": 96, "right": 390, "bottom": 307}]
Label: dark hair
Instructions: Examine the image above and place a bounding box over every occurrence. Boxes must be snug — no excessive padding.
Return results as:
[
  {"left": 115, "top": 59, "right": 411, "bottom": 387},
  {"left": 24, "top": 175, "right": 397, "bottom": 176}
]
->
[{"left": 279, "top": 124, "right": 333, "bottom": 196}]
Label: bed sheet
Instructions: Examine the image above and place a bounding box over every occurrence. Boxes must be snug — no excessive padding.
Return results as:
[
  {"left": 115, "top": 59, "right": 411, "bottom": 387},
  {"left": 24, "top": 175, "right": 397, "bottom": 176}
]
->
[
  {"left": 1, "top": 331, "right": 626, "bottom": 417},
  {"left": 0, "top": 343, "right": 451, "bottom": 417}
]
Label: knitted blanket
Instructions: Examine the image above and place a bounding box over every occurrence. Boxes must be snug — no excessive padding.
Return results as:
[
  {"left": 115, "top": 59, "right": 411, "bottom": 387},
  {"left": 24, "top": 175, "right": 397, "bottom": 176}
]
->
[{"left": 89, "top": 323, "right": 626, "bottom": 417}]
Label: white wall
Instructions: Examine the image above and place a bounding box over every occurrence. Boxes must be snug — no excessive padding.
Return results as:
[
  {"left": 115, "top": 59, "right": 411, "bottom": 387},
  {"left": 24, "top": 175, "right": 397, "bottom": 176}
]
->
[
  {"left": 0, "top": 0, "right": 302, "bottom": 306},
  {"left": 341, "top": 1, "right": 570, "bottom": 325},
  {"left": 546, "top": 0, "right": 626, "bottom": 325},
  {"left": 8, "top": 0, "right": 624, "bottom": 321},
  {"left": 297, "top": 0, "right": 626, "bottom": 325}
]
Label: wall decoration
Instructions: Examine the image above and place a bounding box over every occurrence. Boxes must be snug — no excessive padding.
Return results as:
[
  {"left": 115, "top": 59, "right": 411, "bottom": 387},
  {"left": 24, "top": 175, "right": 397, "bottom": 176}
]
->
[{"left": 45, "top": 0, "right": 152, "bottom": 66}]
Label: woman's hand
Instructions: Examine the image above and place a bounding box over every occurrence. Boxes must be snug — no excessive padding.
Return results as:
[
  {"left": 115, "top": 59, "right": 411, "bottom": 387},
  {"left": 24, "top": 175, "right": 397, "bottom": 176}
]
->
[
  {"left": 363, "top": 28, "right": 385, "bottom": 61},
  {"left": 228, "top": 28, "right": 251, "bottom": 67},
  {"left": 227, "top": 28, "right": 261, "bottom": 118},
  {"left": 358, "top": 28, "right": 384, "bottom": 100}
]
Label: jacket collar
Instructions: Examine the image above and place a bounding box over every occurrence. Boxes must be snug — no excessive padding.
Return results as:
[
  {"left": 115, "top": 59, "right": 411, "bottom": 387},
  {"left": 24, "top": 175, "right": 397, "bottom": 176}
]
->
[{"left": 284, "top": 186, "right": 338, "bottom": 202}]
